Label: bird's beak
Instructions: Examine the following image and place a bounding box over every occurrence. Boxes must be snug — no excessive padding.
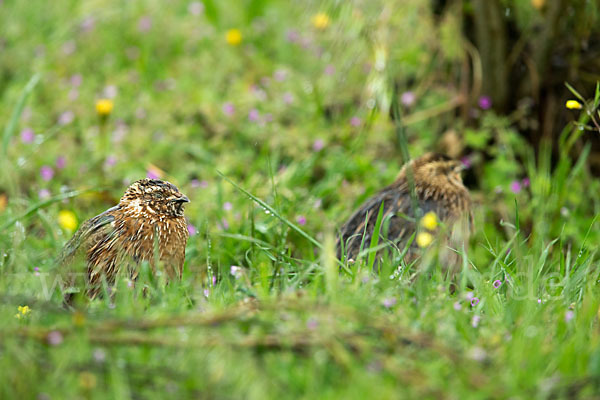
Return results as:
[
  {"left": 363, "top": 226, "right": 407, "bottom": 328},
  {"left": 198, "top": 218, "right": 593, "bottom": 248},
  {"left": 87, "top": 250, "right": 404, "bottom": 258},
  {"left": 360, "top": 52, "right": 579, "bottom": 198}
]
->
[{"left": 173, "top": 195, "right": 190, "bottom": 203}]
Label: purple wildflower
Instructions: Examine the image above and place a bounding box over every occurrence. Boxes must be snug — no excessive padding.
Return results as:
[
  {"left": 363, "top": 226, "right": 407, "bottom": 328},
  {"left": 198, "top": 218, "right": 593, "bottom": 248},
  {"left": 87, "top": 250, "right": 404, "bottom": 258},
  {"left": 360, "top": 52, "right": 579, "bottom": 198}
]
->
[
  {"left": 522, "top": 177, "right": 530, "bottom": 187},
  {"left": 21, "top": 128, "right": 34, "bottom": 144},
  {"left": 223, "top": 202, "right": 233, "bottom": 211},
  {"left": 138, "top": 16, "right": 152, "bottom": 32},
  {"left": 58, "top": 110, "right": 75, "bottom": 125},
  {"left": 470, "top": 297, "right": 480, "bottom": 307},
  {"left": 203, "top": 288, "right": 210, "bottom": 298},
  {"left": 220, "top": 217, "right": 229, "bottom": 230},
  {"left": 478, "top": 96, "right": 492, "bottom": 110},
  {"left": 493, "top": 280, "right": 503, "bottom": 289},
  {"left": 453, "top": 302, "right": 462, "bottom": 311},
  {"left": 248, "top": 109, "right": 260, "bottom": 122},
  {"left": 187, "top": 224, "right": 197, "bottom": 236},
  {"left": 296, "top": 215, "right": 307, "bottom": 226},
  {"left": 510, "top": 180, "right": 522, "bottom": 194},
  {"left": 188, "top": 1, "right": 204, "bottom": 15},
  {"left": 306, "top": 318, "right": 318, "bottom": 330},
  {"left": 312, "top": 139, "right": 324, "bottom": 152},
  {"left": 400, "top": 91, "right": 416, "bottom": 107},
  {"left": 104, "top": 156, "right": 117, "bottom": 169},
  {"left": 47, "top": 330, "right": 64, "bottom": 346},
  {"left": 286, "top": 30, "right": 299, "bottom": 43},
  {"left": 38, "top": 189, "right": 51, "bottom": 200},
  {"left": 146, "top": 170, "right": 160, "bottom": 180},
  {"left": 40, "top": 166, "right": 54, "bottom": 181},
  {"left": 461, "top": 156, "right": 472, "bottom": 169},
  {"left": 382, "top": 297, "right": 397, "bottom": 308},
  {"left": 565, "top": 310, "right": 574, "bottom": 322},
  {"left": 350, "top": 116, "right": 361, "bottom": 127},
  {"left": 324, "top": 65, "right": 335, "bottom": 76},
  {"left": 273, "top": 69, "right": 288, "bottom": 82},
  {"left": 471, "top": 315, "right": 481, "bottom": 328},
  {"left": 70, "top": 74, "right": 82, "bottom": 87},
  {"left": 55, "top": 156, "right": 66, "bottom": 170},
  {"left": 282, "top": 92, "right": 294, "bottom": 105},
  {"left": 222, "top": 102, "right": 235, "bottom": 117},
  {"left": 80, "top": 16, "right": 95, "bottom": 32},
  {"left": 465, "top": 292, "right": 474, "bottom": 300}
]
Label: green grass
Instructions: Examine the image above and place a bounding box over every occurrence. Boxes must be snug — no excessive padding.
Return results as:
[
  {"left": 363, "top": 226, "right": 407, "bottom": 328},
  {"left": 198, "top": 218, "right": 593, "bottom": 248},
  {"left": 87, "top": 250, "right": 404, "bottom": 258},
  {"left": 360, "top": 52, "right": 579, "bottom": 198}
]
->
[{"left": 1, "top": 0, "right": 600, "bottom": 398}]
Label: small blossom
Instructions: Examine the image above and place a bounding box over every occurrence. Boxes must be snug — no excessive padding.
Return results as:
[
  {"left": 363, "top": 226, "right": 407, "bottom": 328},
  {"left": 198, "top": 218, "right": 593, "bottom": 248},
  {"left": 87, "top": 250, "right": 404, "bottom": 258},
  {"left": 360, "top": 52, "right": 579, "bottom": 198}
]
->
[
  {"left": 70, "top": 74, "right": 83, "bottom": 87},
  {"left": 296, "top": 215, "right": 307, "bottom": 226},
  {"left": 537, "top": 299, "right": 542, "bottom": 304},
  {"left": 223, "top": 202, "right": 233, "bottom": 211},
  {"left": 465, "top": 292, "right": 474, "bottom": 300},
  {"left": 47, "top": 330, "right": 63, "bottom": 346},
  {"left": 566, "top": 100, "right": 582, "bottom": 110},
  {"left": 220, "top": 217, "right": 229, "bottom": 230},
  {"left": 248, "top": 109, "right": 260, "bottom": 122},
  {"left": 282, "top": 92, "right": 294, "bottom": 104},
  {"left": 324, "top": 64, "right": 335, "bottom": 76},
  {"left": 15, "top": 305, "right": 31, "bottom": 319},
  {"left": 400, "top": 91, "right": 416, "bottom": 107},
  {"left": 510, "top": 180, "right": 522, "bottom": 194},
  {"left": 453, "top": 302, "right": 462, "bottom": 311},
  {"left": 40, "top": 166, "right": 54, "bottom": 181},
  {"left": 478, "top": 95, "right": 492, "bottom": 110},
  {"left": 55, "top": 156, "right": 66, "bottom": 170},
  {"left": 203, "top": 288, "right": 210, "bottom": 298},
  {"left": 188, "top": 1, "right": 204, "bottom": 15},
  {"left": 58, "top": 110, "right": 75, "bottom": 125},
  {"left": 350, "top": 116, "right": 361, "bottom": 127},
  {"left": 58, "top": 210, "right": 78, "bottom": 231},
  {"left": 420, "top": 211, "right": 438, "bottom": 231},
  {"left": 565, "top": 310, "right": 574, "bottom": 322},
  {"left": 20, "top": 128, "right": 34, "bottom": 144},
  {"left": 471, "top": 315, "right": 481, "bottom": 328},
  {"left": 138, "top": 16, "right": 152, "bottom": 32},
  {"left": 80, "top": 16, "right": 95, "bottom": 32},
  {"left": 286, "top": 29, "right": 299, "bottom": 43},
  {"left": 312, "top": 139, "right": 324, "bottom": 152},
  {"left": 416, "top": 232, "right": 433, "bottom": 248},
  {"left": 96, "top": 99, "right": 114, "bottom": 116},
  {"left": 222, "top": 102, "right": 235, "bottom": 117},
  {"left": 103, "top": 85, "right": 118, "bottom": 99},
  {"left": 230, "top": 265, "right": 242, "bottom": 279},
  {"left": 522, "top": 177, "right": 530, "bottom": 187},
  {"left": 493, "top": 279, "right": 503, "bottom": 289},
  {"left": 469, "top": 346, "right": 487, "bottom": 362},
  {"left": 311, "top": 12, "right": 330, "bottom": 30},
  {"left": 225, "top": 29, "right": 242, "bottom": 46},
  {"left": 273, "top": 69, "right": 288, "bottom": 82},
  {"left": 104, "top": 156, "right": 117, "bottom": 169},
  {"left": 187, "top": 224, "right": 197, "bottom": 236},
  {"left": 382, "top": 297, "right": 397, "bottom": 308},
  {"left": 470, "top": 297, "right": 480, "bottom": 307},
  {"left": 38, "top": 189, "right": 51, "bottom": 200},
  {"left": 93, "top": 348, "right": 106, "bottom": 362},
  {"left": 306, "top": 318, "right": 318, "bottom": 330},
  {"left": 461, "top": 156, "right": 472, "bottom": 169}
]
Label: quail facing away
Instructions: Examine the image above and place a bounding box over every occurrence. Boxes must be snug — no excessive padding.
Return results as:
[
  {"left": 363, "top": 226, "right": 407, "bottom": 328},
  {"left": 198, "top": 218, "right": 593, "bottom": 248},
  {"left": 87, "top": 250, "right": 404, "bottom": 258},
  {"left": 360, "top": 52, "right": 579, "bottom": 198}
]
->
[
  {"left": 337, "top": 153, "right": 472, "bottom": 266},
  {"left": 57, "top": 179, "right": 190, "bottom": 298}
]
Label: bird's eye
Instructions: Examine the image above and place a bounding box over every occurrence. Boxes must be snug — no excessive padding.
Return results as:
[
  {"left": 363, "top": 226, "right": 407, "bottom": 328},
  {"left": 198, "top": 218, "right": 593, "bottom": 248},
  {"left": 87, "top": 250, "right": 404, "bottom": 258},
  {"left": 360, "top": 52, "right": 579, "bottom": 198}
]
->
[{"left": 152, "top": 192, "right": 163, "bottom": 199}]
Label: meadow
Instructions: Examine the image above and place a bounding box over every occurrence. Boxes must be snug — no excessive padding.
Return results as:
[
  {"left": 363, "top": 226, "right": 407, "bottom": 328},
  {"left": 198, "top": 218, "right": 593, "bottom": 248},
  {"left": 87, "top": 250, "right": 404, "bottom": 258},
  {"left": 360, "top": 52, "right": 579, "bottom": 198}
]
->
[{"left": 1, "top": 0, "right": 600, "bottom": 398}]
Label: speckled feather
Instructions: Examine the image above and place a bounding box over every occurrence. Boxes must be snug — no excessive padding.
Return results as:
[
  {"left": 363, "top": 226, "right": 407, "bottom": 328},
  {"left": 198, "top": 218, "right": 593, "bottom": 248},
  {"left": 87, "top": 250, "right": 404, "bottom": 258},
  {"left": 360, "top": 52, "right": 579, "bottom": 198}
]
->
[
  {"left": 57, "top": 179, "right": 190, "bottom": 298},
  {"left": 337, "top": 153, "right": 472, "bottom": 263}
]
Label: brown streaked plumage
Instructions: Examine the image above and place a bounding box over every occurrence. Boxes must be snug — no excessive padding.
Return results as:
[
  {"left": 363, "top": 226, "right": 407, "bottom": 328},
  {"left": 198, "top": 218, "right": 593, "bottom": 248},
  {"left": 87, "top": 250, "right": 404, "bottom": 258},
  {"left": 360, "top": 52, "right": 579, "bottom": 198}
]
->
[
  {"left": 337, "top": 153, "right": 472, "bottom": 265},
  {"left": 58, "top": 179, "right": 190, "bottom": 298}
]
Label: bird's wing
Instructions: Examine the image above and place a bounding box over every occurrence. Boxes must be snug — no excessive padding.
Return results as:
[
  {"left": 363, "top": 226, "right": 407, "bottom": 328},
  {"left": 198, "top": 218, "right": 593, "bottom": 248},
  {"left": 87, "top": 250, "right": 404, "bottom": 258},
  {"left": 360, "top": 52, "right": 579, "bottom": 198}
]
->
[{"left": 54, "top": 206, "right": 119, "bottom": 268}]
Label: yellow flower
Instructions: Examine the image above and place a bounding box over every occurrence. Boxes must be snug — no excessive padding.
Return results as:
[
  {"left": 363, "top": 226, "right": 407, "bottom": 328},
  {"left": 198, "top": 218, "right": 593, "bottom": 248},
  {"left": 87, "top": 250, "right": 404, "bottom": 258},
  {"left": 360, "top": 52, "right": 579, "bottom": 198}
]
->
[
  {"left": 311, "top": 12, "right": 330, "bottom": 30},
  {"left": 15, "top": 305, "right": 31, "bottom": 319},
  {"left": 58, "top": 210, "right": 78, "bottom": 231},
  {"left": 95, "top": 99, "right": 114, "bottom": 116},
  {"left": 566, "top": 100, "right": 582, "bottom": 110},
  {"left": 225, "top": 29, "right": 242, "bottom": 46},
  {"left": 420, "top": 211, "right": 438, "bottom": 231},
  {"left": 416, "top": 232, "right": 434, "bottom": 248}
]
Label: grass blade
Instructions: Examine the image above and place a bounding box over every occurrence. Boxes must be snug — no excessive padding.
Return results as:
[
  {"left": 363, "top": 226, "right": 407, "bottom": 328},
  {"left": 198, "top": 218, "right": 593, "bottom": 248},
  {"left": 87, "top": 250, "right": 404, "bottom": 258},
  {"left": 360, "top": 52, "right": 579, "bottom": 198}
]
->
[{"left": 2, "top": 74, "right": 41, "bottom": 157}]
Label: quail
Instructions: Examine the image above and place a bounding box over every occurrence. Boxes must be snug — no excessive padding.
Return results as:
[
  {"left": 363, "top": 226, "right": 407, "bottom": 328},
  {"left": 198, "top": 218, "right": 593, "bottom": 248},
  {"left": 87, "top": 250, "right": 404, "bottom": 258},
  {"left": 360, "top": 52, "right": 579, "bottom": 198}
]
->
[
  {"left": 337, "top": 153, "right": 472, "bottom": 266},
  {"left": 57, "top": 179, "right": 190, "bottom": 298}
]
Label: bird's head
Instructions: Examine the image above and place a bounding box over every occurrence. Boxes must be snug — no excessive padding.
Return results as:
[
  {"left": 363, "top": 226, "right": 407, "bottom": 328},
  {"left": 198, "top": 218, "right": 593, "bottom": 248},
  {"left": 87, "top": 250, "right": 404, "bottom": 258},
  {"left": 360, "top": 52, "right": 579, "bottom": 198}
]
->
[
  {"left": 120, "top": 179, "right": 190, "bottom": 218},
  {"left": 400, "top": 153, "right": 465, "bottom": 188}
]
